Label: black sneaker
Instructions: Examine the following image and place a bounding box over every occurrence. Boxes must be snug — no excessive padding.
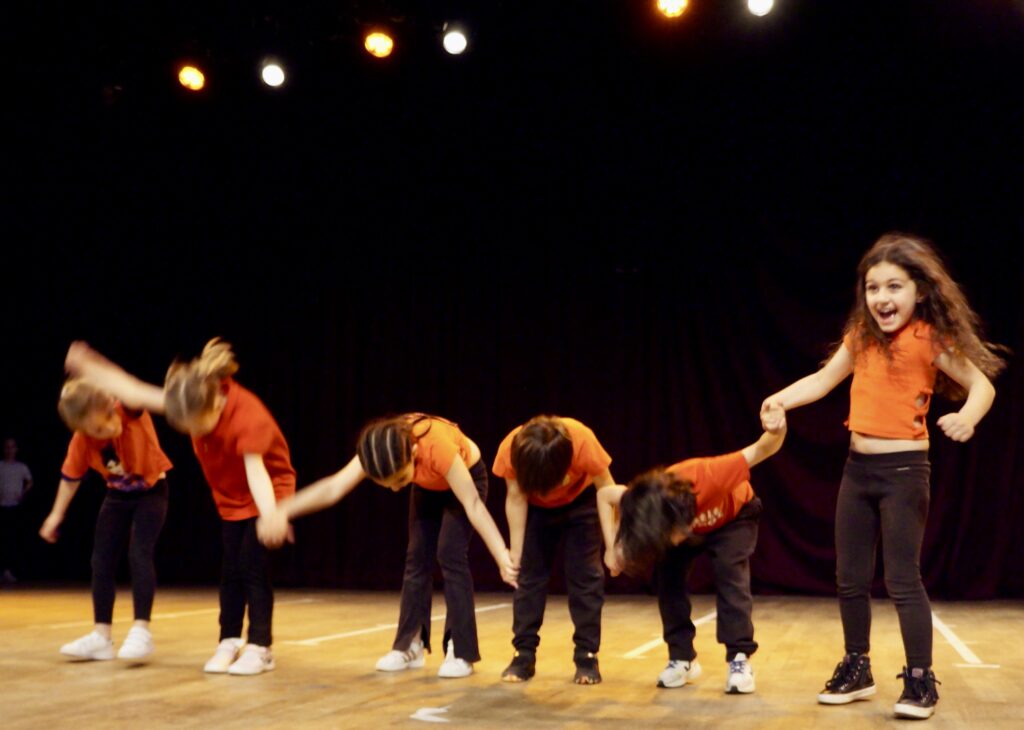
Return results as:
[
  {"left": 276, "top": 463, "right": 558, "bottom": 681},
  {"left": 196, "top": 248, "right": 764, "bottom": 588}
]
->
[
  {"left": 573, "top": 652, "right": 602, "bottom": 685},
  {"left": 894, "top": 667, "right": 940, "bottom": 719},
  {"left": 817, "top": 654, "right": 876, "bottom": 704},
  {"left": 501, "top": 651, "right": 536, "bottom": 683}
]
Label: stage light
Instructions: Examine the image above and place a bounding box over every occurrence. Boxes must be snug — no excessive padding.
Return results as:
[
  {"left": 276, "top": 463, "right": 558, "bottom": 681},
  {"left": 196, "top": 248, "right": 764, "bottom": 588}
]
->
[
  {"left": 261, "top": 62, "right": 285, "bottom": 87},
  {"left": 442, "top": 27, "right": 468, "bottom": 55},
  {"left": 365, "top": 31, "right": 395, "bottom": 58},
  {"left": 656, "top": 0, "right": 689, "bottom": 18},
  {"left": 178, "top": 65, "right": 205, "bottom": 91},
  {"left": 748, "top": 0, "right": 774, "bottom": 17}
]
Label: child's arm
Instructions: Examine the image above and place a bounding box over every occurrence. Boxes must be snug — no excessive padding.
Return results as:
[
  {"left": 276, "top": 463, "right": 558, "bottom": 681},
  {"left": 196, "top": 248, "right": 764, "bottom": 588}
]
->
[
  {"left": 446, "top": 458, "right": 519, "bottom": 588},
  {"left": 504, "top": 478, "right": 528, "bottom": 569},
  {"left": 38, "top": 478, "right": 82, "bottom": 543},
  {"left": 761, "top": 345, "right": 854, "bottom": 428},
  {"left": 933, "top": 352, "right": 997, "bottom": 442},
  {"left": 257, "top": 456, "right": 365, "bottom": 547},
  {"left": 596, "top": 481, "right": 627, "bottom": 576},
  {"left": 65, "top": 341, "right": 165, "bottom": 414},
  {"left": 743, "top": 403, "right": 788, "bottom": 468}
]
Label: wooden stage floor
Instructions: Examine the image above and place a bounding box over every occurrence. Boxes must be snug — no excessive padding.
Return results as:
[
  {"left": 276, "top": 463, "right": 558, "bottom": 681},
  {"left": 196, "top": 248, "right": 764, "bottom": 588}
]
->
[{"left": 0, "top": 587, "right": 1020, "bottom": 728}]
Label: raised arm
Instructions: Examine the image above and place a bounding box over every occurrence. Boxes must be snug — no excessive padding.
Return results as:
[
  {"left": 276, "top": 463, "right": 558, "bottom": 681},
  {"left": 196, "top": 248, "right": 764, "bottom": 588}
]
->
[
  {"left": 446, "top": 458, "right": 518, "bottom": 588},
  {"left": 933, "top": 351, "right": 997, "bottom": 442},
  {"left": 38, "top": 478, "right": 82, "bottom": 543},
  {"left": 761, "top": 344, "right": 854, "bottom": 427},
  {"left": 65, "top": 341, "right": 165, "bottom": 414}
]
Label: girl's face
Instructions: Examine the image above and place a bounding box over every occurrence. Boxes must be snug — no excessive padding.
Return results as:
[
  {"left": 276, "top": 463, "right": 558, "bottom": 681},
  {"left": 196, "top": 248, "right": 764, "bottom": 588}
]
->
[
  {"left": 183, "top": 392, "right": 227, "bottom": 437},
  {"left": 82, "top": 406, "right": 122, "bottom": 440},
  {"left": 864, "top": 261, "right": 919, "bottom": 334}
]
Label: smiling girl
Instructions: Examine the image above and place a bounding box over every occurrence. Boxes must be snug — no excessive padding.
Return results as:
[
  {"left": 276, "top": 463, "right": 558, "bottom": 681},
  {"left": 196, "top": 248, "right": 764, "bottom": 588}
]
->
[{"left": 759, "top": 233, "right": 1006, "bottom": 720}]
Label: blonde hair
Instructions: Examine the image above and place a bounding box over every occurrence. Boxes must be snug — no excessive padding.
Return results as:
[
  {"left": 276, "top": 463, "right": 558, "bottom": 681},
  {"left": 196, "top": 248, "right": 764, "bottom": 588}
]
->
[
  {"left": 164, "top": 338, "right": 239, "bottom": 432},
  {"left": 58, "top": 378, "right": 115, "bottom": 432}
]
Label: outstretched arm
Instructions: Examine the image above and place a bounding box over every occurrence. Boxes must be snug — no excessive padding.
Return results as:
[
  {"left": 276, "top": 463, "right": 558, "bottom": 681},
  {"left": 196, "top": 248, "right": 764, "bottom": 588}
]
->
[
  {"left": 38, "top": 478, "right": 82, "bottom": 543},
  {"left": 934, "top": 351, "right": 997, "bottom": 442},
  {"left": 447, "top": 458, "right": 518, "bottom": 588},
  {"left": 761, "top": 344, "right": 853, "bottom": 428},
  {"left": 65, "top": 341, "right": 165, "bottom": 414}
]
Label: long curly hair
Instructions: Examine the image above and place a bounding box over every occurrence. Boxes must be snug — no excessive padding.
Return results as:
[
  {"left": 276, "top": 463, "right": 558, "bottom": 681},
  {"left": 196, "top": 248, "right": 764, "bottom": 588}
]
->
[
  {"left": 616, "top": 469, "right": 696, "bottom": 575},
  {"left": 840, "top": 232, "right": 1007, "bottom": 399}
]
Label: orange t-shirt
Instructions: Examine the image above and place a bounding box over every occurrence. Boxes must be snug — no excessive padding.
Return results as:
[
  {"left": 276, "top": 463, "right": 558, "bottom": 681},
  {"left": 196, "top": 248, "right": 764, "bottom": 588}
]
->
[
  {"left": 845, "top": 321, "right": 941, "bottom": 440},
  {"left": 492, "top": 417, "right": 612, "bottom": 508},
  {"left": 61, "top": 405, "right": 172, "bottom": 492},
  {"left": 411, "top": 417, "right": 475, "bottom": 491},
  {"left": 666, "top": 451, "right": 753, "bottom": 535},
  {"left": 192, "top": 379, "right": 296, "bottom": 520}
]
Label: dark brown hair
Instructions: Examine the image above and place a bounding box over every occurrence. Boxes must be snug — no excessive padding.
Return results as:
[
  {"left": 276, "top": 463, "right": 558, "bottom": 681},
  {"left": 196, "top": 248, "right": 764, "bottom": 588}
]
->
[
  {"left": 356, "top": 414, "right": 435, "bottom": 482},
  {"left": 841, "top": 232, "right": 1007, "bottom": 399},
  {"left": 510, "top": 415, "right": 574, "bottom": 496},
  {"left": 616, "top": 469, "right": 696, "bottom": 575}
]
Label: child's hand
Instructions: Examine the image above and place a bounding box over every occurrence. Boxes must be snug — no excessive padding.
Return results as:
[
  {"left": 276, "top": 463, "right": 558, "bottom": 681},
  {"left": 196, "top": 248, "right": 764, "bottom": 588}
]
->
[
  {"left": 604, "top": 545, "right": 623, "bottom": 577},
  {"left": 498, "top": 548, "right": 519, "bottom": 589},
  {"left": 760, "top": 399, "right": 787, "bottom": 433},
  {"left": 937, "top": 412, "right": 975, "bottom": 442},
  {"left": 256, "top": 508, "right": 291, "bottom": 549},
  {"left": 39, "top": 514, "right": 61, "bottom": 543},
  {"left": 65, "top": 341, "right": 98, "bottom": 375}
]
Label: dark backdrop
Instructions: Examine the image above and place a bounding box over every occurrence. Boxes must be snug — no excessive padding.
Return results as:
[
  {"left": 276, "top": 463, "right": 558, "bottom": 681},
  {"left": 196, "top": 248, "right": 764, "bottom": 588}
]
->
[{"left": 5, "top": 1, "right": 1023, "bottom": 599}]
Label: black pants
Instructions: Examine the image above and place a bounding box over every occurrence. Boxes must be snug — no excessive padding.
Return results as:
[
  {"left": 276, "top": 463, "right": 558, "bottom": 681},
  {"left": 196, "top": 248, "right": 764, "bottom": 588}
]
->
[
  {"left": 393, "top": 460, "right": 488, "bottom": 662},
  {"left": 220, "top": 517, "right": 274, "bottom": 647},
  {"left": 836, "top": 450, "right": 932, "bottom": 668},
  {"left": 511, "top": 488, "right": 604, "bottom": 658},
  {"left": 657, "top": 497, "right": 762, "bottom": 663},
  {"left": 0, "top": 505, "right": 19, "bottom": 573},
  {"left": 91, "top": 481, "right": 169, "bottom": 623}
]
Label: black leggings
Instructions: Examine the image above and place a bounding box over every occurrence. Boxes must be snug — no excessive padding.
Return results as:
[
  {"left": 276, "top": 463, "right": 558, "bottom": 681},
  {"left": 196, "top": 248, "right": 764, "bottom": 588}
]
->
[
  {"left": 836, "top": 450, "right": 932, "bottom": 668},
  {"left": 219, "top": 517, "right": 274, "bottom": 646},
  {"left": 91, "top": 481, "right": 169, "bottom": 623}
]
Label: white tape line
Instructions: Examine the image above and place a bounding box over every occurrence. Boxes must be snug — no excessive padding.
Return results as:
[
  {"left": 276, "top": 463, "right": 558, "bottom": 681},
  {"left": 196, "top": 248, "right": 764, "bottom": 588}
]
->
[
  {"left": 932, "top": 611, "right": 983, "bottom": 665},
  {"left": 623, "top": 611, "right": 717, "bottom": 659},
  {"left": 31, "top": 597, "right": 318, "bottom": 630}
]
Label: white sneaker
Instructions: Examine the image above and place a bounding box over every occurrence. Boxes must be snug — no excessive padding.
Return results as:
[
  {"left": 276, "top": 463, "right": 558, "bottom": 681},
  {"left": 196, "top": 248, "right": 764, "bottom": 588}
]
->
[
  {"left": 725, "top": 653, "right": 755, "bottom": 694},
  {"left": 438, "top": 641, "right": 473, "bottom": 679},
  {"left": 60, "top": 631, "right": 115, "bottom": 660},
  {"left": 375, "top": 640, "right": 425, "bottom": 672},
  {"left": 228, "top": 644, "right": 275, "bottom": 676},
  {"left": 203, "top": 638, "right": 244, "bottom": 673},
  {"left": 117, "top": 626, "right": 154, "bottom": 661},
  {"left": 657, "top": 659, "right": 702, "bottom": 688}
]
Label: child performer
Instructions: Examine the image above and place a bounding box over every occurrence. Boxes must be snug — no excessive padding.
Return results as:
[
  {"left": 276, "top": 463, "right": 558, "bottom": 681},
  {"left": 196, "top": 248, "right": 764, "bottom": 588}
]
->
[
  {"left": 760, "top": 233, "right": 1005, "bottom": 719},
  {"left": 597, "top": 406, "right": 786, "bottom": 694},
  {"left": 257, "top": 414, "right": 518, "bottom": 679},
  {"left": 65, "top": 339, "right": 296, "bottom": 676},
  {"left": 40, "top": 379, "right": 172, "bottom": 662},
  {"left": 492, "top": 415, "right": 616, "bottom": 685}
]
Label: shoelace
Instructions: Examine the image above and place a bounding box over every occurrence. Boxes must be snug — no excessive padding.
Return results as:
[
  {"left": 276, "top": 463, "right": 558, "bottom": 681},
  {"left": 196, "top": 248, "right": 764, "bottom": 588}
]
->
[
  {"left": 825, "top": 659, "right": 855, "bottom": 690},
  {"left": 896, "top": 670, "right": 941, "bottom": 700},
  {"left": 729, "top": 658, "right": 749, "bottom": 675}
]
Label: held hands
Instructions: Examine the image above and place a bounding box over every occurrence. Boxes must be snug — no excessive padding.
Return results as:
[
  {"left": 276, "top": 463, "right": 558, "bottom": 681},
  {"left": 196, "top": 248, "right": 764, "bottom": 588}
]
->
[
  {"left": 937, "top": 412, "right": 975, "bottom": 442},
  {"left": 604, "top": 545, "right": 624, "bottom": 577},
  {"left": 39, "top": 514, "right": 61, "bottom": 543},
  {"left": 498, "top": 548, "right": 520, "bottom": 589},
  {"left": 256, "top": 507, "right": 293, "bottom": 549},
  {"left": 760, "top": 399, "right": 787, "bottom": 434}
]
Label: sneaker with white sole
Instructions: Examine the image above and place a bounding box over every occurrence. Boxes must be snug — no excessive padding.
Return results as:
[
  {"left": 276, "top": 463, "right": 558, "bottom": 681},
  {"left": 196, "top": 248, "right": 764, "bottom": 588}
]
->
[
  {"left": 657, "top": 658, "right": 703, "bottom": 688},
  {"left": 203, "top": 638, "right": 244, "bottom": 673},
  {"left": 117, "top": 626, "right": 154, "bottom": 661},
  {"left": 60, "top": 631, "right": 115, "bottom": 660},
  {"left": 228, "top": 644, "right": 275, "bottom": 676},
  {"left": 725, "top": 653, "right": 755, "bottom": 694},
  {"left": 817, "top": 653, "right": 876, "bottom": 704},
  {"left": 375, "top": 640, "right": 425, "bottom": 672},
  {"left": 894, "top": 666, "right": 940, "bottom": 719},
  {"left": 438, "top": 641, "right": 473, "bottom": 678}
]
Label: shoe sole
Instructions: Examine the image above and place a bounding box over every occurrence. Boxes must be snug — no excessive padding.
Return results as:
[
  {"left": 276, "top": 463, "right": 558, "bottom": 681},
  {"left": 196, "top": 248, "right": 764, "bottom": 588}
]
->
[
  {"left": 725, "top": 682, "right": 756, "bottom": 694},
  {"left": 118, "top": 648, "right": 154, "bottom": 661},
  {"left": 438, "top": 668, "right": 474, "bottom": 679},
  {"left": 376, "top": 657, "right": 425, "bottom": 672},
  {"left": 61, "top": 648, "right": 115, "bottom": 661},
  {"left": 894, "top": 702, "right": 935, "bottom": 719},
  {"left": 228, "top": 660, "right": 276, "bottom": 676},
  {"left": 818, "top": 686, "right": 877, "bottom": 704}
]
